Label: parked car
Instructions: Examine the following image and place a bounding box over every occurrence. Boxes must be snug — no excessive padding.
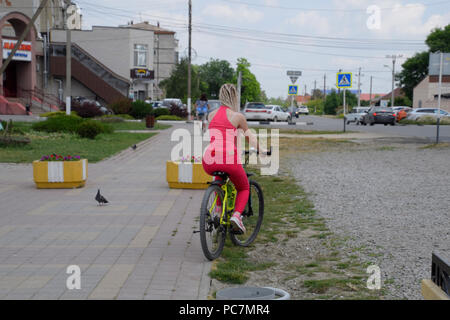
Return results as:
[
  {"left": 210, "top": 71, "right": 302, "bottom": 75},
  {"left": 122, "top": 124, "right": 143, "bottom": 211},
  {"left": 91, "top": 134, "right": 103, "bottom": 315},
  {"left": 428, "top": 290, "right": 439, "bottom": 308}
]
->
[
  {"left": 72, "top": 97, "right": 111, "bottom": 115},
  {"left": 265, "top": 105, "right": 291, "bottom": 122},
  {"left": 406, "top": 108, "right": 450, "bottom": 121},
  {"left": 244, "top": 102, "right": 289, "bottom": 121},
  {"left": 391, "top": 106, "right": 411, "bottom": 122},
  {"left": 360, "top": 107, "right": 396, "bottom": 126},
  {"left": 295, "top": 106, "right": 309, "bottom": 117},
  {"left": 207, "top": 100, "right": 221, "bottom": 113},
  {"left": 345, "top": 107, "right": 369, "bottom": 125},
  {"left": 162, "top": 98, "right": 185, "bottom": 109}
]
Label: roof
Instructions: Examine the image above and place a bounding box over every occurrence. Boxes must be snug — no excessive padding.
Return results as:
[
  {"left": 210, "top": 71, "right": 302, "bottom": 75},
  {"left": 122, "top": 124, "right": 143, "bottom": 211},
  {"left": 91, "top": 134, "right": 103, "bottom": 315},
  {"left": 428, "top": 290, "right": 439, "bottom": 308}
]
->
[
  {"left": 125, "top": 21, "right": 175, "bottom": 34},
  {"left": 359, "top": 93, "right": 387, "bottom": 101},
  {"left": 372, "top": 87, "right": 405, "bottom": 102}
]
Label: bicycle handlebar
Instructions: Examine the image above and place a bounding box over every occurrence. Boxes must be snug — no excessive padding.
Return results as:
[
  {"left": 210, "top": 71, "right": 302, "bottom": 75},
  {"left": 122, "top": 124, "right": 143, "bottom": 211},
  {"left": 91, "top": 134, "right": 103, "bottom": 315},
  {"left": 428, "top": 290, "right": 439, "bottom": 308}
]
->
[{"left": 244, "top": 147, "right": 272, "bottom": 156}]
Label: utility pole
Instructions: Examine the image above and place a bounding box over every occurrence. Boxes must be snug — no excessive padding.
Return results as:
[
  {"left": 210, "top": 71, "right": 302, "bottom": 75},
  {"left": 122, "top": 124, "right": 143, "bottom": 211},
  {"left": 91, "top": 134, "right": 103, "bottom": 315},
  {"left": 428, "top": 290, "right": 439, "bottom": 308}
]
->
[
  {"left": 385, "top": 54, "right": 403, "bottom": 108},
  {"left": 187, "top": 0, "right": 192, "bottom": 120},
  {"left": 237, "top": 71, "right": 242, "bottom": 110},
  {"left": 323, "top": 74, "right": 326, "bottom": 115},
  {"left": 436, "top": 52, "right": 443, "bottom": 144},
  {"left": 0, "top": 0, "right": 50, "bottom": 77},
  {"left": 369, "top": 76, "right": 373, "bottom": 106},
  {"left": 357, "top": 67, "right": 361, "bottom": 108},
  {"left": 66, "top": 8, "right": 72, "bottom": 115}
]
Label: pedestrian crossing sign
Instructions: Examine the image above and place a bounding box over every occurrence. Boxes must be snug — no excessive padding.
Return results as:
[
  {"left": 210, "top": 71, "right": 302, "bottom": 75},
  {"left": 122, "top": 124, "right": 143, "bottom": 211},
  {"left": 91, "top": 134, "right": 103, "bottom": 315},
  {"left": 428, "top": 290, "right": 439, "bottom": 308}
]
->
[
  {"left": 336, "top": 73, "right": 352, "bottom": 88},
  {"left": 288, "top": 85, "right": 298, "bottom": 95}
]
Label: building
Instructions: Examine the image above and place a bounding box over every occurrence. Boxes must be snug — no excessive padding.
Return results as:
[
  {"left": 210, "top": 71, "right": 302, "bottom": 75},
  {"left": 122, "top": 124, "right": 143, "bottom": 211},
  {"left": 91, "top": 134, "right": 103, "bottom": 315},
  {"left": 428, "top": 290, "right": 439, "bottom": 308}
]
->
[
  {"left": 413, "top": 75, "right": 450, "bottom": 112},
  {"left": 1, "top": 1, "right": 178, "bottom": 115},
  {"left": 123, "top": 21, "right": 178, "bottom": 100},
  {"left": 1, "top": 0, "right": 82, "bottom": 114}
]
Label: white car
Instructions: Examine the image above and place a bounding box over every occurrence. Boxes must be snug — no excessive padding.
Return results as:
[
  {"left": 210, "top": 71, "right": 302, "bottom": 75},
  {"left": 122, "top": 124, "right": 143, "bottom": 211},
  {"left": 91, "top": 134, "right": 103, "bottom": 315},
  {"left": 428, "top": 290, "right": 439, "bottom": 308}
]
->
[
  {"left": 244, "top": 103, "right": 290, "bottom": 122},
  {"left": 407, "top": 108, "right": 450, "bottom": 121},
  {"left": 345, "top": 107, "right": 369, "bottom": 125},
  {"left": 295, "top": 106, "right": 309, "bottom": 116}
]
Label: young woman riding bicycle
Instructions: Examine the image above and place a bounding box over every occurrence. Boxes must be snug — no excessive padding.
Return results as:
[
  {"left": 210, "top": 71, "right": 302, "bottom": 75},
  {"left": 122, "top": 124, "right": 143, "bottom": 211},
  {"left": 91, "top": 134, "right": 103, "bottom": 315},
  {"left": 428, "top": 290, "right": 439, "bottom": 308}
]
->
[{"left": 202, "top": 84, "right": 268, "bottom": 234}]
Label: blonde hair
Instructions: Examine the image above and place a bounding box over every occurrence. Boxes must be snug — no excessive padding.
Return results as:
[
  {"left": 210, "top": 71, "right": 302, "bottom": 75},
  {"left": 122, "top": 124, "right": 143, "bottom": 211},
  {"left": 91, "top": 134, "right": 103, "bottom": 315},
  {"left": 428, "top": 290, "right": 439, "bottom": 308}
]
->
[{"left": 219, "top": 83, "right": 239, "bottom": 112}]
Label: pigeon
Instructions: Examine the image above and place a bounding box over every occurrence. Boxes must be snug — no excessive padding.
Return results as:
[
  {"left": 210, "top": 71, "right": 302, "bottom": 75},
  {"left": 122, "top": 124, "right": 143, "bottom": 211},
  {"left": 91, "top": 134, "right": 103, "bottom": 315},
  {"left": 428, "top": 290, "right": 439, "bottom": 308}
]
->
[
  {"left": 131, "top": 144, "right": 137, "bottom": 150},
  {"left": 95, "top": 189, "right": 108, "bottom": 206}
]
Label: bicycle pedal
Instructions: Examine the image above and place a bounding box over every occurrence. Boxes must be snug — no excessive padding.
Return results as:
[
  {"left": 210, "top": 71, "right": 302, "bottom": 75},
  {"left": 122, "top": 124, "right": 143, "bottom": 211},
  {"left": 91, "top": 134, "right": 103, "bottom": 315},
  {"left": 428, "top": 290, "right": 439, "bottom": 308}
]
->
[{"left": 193, "top": 230, "right": 201, "bottom": 234}]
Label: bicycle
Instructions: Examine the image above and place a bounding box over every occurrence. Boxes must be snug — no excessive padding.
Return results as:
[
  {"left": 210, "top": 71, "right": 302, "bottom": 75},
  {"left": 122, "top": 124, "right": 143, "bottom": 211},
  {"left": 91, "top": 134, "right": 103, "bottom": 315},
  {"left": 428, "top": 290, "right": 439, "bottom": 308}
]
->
[{"left": 198, "top": 148, "right": 271, "bottom": 261}]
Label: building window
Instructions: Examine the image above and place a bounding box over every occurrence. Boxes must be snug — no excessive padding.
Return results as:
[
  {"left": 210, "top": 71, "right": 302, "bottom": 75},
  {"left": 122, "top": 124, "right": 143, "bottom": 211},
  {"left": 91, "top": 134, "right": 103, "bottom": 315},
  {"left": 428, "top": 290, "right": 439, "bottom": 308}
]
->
[{"left": 134, "top": 44, "right": 148, "bottom": 67}]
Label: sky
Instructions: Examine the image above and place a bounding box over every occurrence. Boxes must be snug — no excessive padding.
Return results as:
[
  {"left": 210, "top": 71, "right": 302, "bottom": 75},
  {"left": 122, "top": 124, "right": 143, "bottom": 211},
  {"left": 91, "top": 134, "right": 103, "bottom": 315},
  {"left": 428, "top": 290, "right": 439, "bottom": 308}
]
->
[{"left": 77, "top": 0, "right": 450, "bottom": 99}]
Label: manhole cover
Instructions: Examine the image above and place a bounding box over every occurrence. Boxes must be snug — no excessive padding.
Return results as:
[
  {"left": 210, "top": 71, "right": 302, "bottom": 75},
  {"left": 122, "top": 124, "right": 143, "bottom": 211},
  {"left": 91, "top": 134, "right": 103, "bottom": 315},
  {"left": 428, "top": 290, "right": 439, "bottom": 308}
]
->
[{"left": 216, "top": 287, "right": 275, "bottom": 300}]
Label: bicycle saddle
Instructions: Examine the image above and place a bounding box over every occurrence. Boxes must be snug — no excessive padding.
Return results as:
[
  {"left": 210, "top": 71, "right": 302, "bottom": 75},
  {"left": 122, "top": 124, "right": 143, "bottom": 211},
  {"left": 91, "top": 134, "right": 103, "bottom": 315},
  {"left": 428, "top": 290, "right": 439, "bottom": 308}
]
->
[{"left": 212, "top": 171, "right": 229, "bottom": 179}]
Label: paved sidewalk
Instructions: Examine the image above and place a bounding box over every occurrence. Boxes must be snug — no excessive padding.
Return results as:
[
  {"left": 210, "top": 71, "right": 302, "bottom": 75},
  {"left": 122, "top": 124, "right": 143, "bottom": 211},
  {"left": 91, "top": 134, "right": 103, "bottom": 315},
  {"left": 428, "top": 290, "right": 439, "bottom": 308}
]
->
[{"left": 0, "top": 124, "right": 212, "bottom": 300}]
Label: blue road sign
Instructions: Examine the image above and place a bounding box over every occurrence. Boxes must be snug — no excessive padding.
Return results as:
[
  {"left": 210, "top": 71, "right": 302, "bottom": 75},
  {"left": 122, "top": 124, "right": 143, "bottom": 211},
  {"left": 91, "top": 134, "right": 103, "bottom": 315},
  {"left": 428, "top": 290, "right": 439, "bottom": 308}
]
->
[
  {"left": 288, "top": 85, "right": 298, "bottom": 95},
  {"left": 336, "top": 73, "right": 352, "bottom": 88}
]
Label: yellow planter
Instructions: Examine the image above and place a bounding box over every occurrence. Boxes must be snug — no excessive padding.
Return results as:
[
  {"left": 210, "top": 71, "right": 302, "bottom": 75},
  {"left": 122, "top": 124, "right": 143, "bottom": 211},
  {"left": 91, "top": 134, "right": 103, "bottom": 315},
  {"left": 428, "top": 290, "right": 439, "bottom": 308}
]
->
[
  {"left": 166, "top": 160, "right": 212, "bottom": 189},
  {"left": 33, "top": 159, "right": 88, "bottom": 189}
]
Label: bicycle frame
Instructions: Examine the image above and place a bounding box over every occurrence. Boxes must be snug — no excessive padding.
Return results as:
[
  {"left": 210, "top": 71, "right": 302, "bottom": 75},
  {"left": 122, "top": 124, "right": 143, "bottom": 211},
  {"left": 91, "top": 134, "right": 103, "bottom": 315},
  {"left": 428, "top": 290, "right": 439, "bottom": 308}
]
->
[{"left": 208, "top": 179, "right": 236, "bottom": 228}]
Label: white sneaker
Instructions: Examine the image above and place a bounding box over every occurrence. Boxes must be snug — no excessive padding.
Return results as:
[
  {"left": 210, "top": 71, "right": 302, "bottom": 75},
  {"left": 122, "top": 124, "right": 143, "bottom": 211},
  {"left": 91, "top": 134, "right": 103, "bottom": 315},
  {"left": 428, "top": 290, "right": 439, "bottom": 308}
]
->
[{"left": 230, "top": 213, "right": 246, "bottom": 234}]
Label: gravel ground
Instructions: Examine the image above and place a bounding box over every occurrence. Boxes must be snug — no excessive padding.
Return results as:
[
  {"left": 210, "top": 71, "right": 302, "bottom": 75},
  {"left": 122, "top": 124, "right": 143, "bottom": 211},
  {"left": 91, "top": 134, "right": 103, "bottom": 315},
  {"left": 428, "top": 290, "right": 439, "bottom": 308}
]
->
[{"left": 288, "top": 139, "right": 450, "bottom": 299}]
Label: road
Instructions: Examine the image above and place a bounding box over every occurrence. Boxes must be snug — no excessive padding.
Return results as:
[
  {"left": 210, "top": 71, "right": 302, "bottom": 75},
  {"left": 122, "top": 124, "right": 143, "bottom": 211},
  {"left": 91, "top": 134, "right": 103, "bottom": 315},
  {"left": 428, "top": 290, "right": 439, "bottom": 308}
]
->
[{"left": 286, "top": 116, "right": 450, "bottom": 142}]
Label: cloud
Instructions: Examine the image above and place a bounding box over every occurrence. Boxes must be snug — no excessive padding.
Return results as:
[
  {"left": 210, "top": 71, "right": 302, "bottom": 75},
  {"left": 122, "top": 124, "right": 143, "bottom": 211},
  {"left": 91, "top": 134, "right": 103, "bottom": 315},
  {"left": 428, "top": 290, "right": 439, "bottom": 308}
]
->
[
  {"left": 286, "top": 12, "right": 331, "bottom": 34},
  {"left": 201, "top": 3, "right": 264, "bottom": 23}
]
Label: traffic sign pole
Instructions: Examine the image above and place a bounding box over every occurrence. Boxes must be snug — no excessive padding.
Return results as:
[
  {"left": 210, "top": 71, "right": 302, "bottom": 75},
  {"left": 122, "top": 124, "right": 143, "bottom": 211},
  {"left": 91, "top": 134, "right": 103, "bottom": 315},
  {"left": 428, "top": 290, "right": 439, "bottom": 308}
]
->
[{"left": 343, "top": 88, "right": 346, "bottom": 133}]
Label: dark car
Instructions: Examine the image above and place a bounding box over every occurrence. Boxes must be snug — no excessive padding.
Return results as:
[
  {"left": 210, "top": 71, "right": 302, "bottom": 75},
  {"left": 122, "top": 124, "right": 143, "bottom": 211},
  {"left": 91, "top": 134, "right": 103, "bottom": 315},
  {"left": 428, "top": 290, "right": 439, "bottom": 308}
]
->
[{"left": 361, "top": 107, "right": 396, "bottom": 126}]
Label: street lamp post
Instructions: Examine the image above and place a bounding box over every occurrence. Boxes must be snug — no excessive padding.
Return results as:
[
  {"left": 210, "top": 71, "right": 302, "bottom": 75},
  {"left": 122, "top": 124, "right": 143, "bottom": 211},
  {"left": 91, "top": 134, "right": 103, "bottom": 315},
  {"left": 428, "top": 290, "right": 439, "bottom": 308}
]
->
[{"left": 385, "top": 55, "right": 403, "bottom": 107}]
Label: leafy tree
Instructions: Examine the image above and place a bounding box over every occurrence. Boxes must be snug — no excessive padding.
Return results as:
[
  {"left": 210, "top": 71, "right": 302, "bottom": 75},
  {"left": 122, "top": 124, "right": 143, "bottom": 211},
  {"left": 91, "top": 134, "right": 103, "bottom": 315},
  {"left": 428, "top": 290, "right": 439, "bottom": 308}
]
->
[
  {"left": 426, "top": 24, "right": 450, "bottom": 52},
  {"left": 198, "top": 59, "right": 234, "bottom": 99},
  {"left": 159, "top": 58, "right": 201, "bottom": 103},
  {"left": 397, "top": 24, "right": 450, "bottom": 101},
  {"left": 397, "top": 51, "right": 429, "bottom": 101},
  {"left": 233, "top": 58, "right": 262, "bottom": 108},
  {"left": 324, "top": 90, "right": 339, "bottom": 115}
]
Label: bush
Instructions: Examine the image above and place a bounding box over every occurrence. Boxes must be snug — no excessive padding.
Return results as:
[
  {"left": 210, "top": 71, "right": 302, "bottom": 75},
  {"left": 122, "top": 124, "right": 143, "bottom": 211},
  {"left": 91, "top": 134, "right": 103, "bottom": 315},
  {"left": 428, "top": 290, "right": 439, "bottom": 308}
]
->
[
  {"left": 76, "top": 120, "right": 113, "bottom": 139},
  {"left": 39, "top": 111, "right": 80, "bottom": 118},
  {"left": 32, "top": 115, "right": 84, "bottom": 133},
  {"left": 169, "top": 105, "right": 188, "bottom": 118},
  {"left": 109, "top": 98, "right": 132, "bottom": 115},
  {"left": 153, "top": 108, "right": 170, "bottom": 117},
  {"left": 72, "top": 101, "right": 104, "bottom": 118},
  {"left": 96, "top": 116, "right": 124, "bottom": 123},
  {"left": 101, "top": 114, "right": 134, "bottom": 120},
  {"left": 156, "top": 115, "right": 183, "bottom": 121},
  {"left": 130, "top": 100, "right": 153, "bottom": 119}
]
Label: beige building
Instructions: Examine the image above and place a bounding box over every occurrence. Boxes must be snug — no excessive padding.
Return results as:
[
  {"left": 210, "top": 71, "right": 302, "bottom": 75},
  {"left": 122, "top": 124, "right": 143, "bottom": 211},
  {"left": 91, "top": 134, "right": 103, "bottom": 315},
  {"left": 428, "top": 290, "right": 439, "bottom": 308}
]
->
[
  {"left": 413, "top": 76, "right": 450, "bottom": 112},
  {"left": 51, "top": 25, "right": 156, "bottom": 101},
  {"left": 123, "top": 21, "right": 179, "bottom": 100}
]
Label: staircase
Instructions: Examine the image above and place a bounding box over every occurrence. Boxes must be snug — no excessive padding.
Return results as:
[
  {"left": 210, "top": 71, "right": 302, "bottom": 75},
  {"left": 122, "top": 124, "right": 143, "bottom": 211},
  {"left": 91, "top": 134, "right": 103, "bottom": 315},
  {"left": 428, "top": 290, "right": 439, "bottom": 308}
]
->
[{"left": 50, "top": 43, "right": 130, "bottom": 104}]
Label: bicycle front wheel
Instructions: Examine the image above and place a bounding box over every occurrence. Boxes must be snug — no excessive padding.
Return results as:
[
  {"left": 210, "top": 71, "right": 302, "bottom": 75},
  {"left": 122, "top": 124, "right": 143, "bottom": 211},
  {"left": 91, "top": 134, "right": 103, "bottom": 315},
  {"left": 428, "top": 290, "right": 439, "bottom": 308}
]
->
[
  {"left": 230, "top": 180, "right": 264, "bottom": 247},
  {"left": 200, "top": 184, "right": 226, "bottom": 260}
]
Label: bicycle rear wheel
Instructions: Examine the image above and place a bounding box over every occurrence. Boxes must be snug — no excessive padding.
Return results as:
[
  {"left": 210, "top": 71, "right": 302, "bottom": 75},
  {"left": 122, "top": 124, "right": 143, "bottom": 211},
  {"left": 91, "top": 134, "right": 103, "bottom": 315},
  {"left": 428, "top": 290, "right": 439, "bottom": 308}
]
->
[
  {"left": 230, "top": 180, "right": 264, "bottom": 247},
  {"left": 200, "top": 184, "right": 226, "bottom": 260}
]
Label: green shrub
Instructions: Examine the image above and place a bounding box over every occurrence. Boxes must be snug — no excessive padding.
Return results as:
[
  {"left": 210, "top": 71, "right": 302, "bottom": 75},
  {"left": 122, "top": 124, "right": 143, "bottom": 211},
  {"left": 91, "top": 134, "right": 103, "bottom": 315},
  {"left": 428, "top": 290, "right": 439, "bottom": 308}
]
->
[
  {"left": 76, "top": 120, "right": 113, "bottom": 139},
  {"left": 130, "top": 100, "right": 153, "bottom": 119},
  {"left": 96, "top": 116, "right": 125, "bottom": 123},
  {"left": 101, "top": 114, "right": 134, "bottom": 120},
  {"left": 32, "top": 115, "right": 84, "bottom": 133},
  {"left": 156, "top": 115, "right": 183, "bottom": 121},
  {"left": 39, "top": 111, "right": 80, "bottom": 118},
  {"left": 153, "top": 108, "right": 170, "bottom": 117},
  {"left": 109, "top": 98, "right": 132, "bottom": 115}
]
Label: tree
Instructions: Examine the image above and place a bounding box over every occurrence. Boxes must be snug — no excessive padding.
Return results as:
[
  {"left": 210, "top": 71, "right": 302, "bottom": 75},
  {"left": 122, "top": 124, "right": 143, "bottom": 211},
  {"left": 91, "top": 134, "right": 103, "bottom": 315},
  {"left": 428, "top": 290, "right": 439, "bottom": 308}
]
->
[
  {"left": 198, "top": 59, "right": 234, "bottom": 99},
  {"left": 397, "top": 24, "right": 450, "bottom": 101},
  {"left": 159, "top": 58, "right": 201, "bottom": 103},
  {"left": 233, "top": 58, "right": 262, "bottom": 107},
  {"left": 324, "top": 90, "right": 339, "bottom": 115},
  {"left": 426, "top": 24, "right": 450, "bottom": 52},
  {"left": 397, "top": 51, "right": 429, "bottom": 101}
]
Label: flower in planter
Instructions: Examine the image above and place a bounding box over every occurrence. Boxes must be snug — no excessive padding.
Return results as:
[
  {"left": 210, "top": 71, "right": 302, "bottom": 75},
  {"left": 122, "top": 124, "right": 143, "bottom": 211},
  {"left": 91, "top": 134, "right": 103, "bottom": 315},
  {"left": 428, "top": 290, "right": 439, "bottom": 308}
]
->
[
  {"left": 179, "top": 155, "right": 201, "bottom": 163},
  {"left": 40, "top": 154, "right": 81, "bottom": 161}
]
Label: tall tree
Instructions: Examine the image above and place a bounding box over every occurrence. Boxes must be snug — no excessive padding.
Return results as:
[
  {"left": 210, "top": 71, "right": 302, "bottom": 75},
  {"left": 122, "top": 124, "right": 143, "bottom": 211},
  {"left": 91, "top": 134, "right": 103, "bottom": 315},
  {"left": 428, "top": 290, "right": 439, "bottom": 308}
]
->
[
  {"left": 159, "top": 58, "right": 201, "bottom": 102},
  {"left": 198, "top": 59, "right": 234, "bottom": 99},
  {"left": 233, "top": 58, "right": 262, "bottom": 107},
  {"left": 397, "top": 24, "right": 450, "bottom": 100}
]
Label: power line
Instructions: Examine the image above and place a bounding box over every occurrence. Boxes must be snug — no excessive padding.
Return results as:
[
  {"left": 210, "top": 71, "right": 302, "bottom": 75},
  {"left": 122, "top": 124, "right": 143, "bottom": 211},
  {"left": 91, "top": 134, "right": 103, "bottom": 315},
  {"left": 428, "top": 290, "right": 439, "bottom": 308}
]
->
[{"left": 221, "top": 0, "right": 450, "bottom": 12}]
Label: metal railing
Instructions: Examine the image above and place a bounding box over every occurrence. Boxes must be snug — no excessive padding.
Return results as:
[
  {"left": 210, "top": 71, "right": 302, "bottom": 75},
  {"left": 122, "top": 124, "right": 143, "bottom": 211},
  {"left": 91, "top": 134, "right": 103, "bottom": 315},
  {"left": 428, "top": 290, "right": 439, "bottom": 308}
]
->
[
  {"left": 0, "top": 85, "right": 62, "bottom": 113},
  {"left": 432, "top": 252, "right": 450, "bottom": 296}
]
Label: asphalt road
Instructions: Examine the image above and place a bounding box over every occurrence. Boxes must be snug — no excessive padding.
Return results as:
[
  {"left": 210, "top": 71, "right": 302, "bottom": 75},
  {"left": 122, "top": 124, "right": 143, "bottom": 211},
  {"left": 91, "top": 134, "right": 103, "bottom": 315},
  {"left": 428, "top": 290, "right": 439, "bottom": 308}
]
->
[{"left": 286, "top": 115, "right": 450, "bottom": 142}]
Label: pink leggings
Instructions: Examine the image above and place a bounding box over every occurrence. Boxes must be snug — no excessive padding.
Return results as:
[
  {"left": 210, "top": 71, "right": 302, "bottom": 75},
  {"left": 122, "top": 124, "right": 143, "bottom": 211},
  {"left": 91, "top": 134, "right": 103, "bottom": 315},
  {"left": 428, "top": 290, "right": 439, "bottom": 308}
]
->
[{"left": 202, "top": 160, "right": 249, "bottom": 214}]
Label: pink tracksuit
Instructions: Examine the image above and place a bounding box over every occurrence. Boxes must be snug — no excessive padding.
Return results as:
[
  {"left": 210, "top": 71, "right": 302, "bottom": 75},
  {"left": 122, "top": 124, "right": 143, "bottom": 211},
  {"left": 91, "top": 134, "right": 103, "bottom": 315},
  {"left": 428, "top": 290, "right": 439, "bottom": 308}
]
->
[{"left": 202, "top": 106, "right": 249, "bottom": 214}]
